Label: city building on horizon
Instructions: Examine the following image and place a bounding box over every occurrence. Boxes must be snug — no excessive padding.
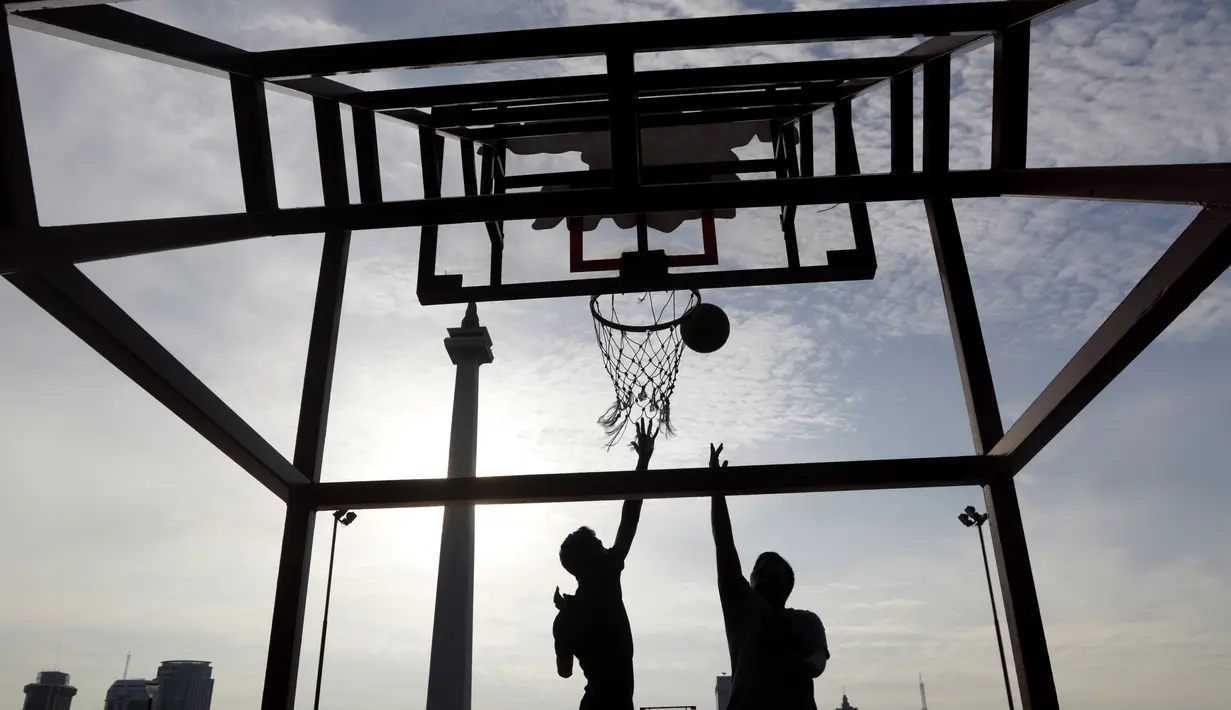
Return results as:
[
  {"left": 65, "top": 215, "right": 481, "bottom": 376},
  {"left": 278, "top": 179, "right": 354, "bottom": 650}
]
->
[
  {"left": 714, "top": 674, "right": 732, "bottom": 710},
  {"left": 105, "top": 679, "right": 153, "bottom": 710},
  {"left": 23, "top": 671, "right": 77, "bottom": 710},
  {"left": 152, "top": 661, "right": 213, "bottom": 710},
  {"left": 835, "top": 693, "right": 859, "bottom": 710}
]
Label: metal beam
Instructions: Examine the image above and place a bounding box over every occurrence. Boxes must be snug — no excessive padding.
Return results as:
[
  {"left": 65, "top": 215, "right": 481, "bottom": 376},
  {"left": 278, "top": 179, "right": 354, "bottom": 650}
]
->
[
  {"left": 263, "top": 99, "right": 355, "bottom": 710},
  {"left": 5, "top": 5, "right": 467, "bottom": 139},
  {"left": 423, "top": 85, "right": 838, "bottom": 131},
  {"left": 890, "top": 72, "right": 914, "bottom": 173},
  {"left": 4, "top": 1, "right": 134, "bottom": 10},
  {"left": 352, "top": 108, "right": 382, "bottom": 203},
  {"left": 2, "top": 171, "right": 1011, "bottom": 272},
  {"left": 984, "top": 477, "right": 1058, "bottom": 710},
  {"left": 786, "top": 1, "right": 1093, "bottom": 125},
  {"left": 295, "top": 97, "right": 351, "bottom": 482},
  {"left": 248, "top": 2, "right": 1044, "bottom": 79},
  {"left": 834, "top": 99, "right": 875, "bottom": 259},
  {"left": 5, "top": 267, "right": 307, "bottom": 499},
  {"left": 991, "top": 23, "right": 1030, "bottom": 170},
  {"left": 417, "top": 261, "right": 874, "bottom": 305},
  {"left": 926, "top": 198, "right": 1002, "bottom": 452},
  {"left": 799, "top": 112, "right": 814, "bottom": 178},
  {"left": 231, "top": 74, "right": 278, "bottom": 212},
  {"left": 0, "top": 15, "right": 37, "bottom": 229},
  {"left": 1001, "top": 163, "right": 1231, "bottom": 206},
  {"left": 991, "top": 207, "right": 1231, "bottom": 472},
  {"left": 311, "top": 456, "right": 995, "bottom": 510},
  {"left": 260, "top": 494, "right": 314, "bottom": 710},
  {"left": 928, "top": 196, "right": 1058, "bottom": 710},
  {"left": 460, "top": 103, "right": 839, "bottom": 141},
  {"left": 501, "top": 158, "right": 781, "bottom": 190},
  {"left": 354, "top": 57, "right": 907, "bottom": 112},
  {"left": 923, "top": 56, "right": 950, "bottom": 173},
  {"left": 606, "top": 50, "right": 639, "bottom": 192},
  {"left": 416, "top": 126, "right": 448, "bottom": 291},
  {"left": 482, "top": 142, "right": 507, "bottom": 286},
  {"left": 7, "top": 165, "right": 1226, "bottom": 274}
]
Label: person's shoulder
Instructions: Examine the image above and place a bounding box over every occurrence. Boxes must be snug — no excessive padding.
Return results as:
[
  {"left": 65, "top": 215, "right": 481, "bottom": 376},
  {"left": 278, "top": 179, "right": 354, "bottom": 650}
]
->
[
  {"left": 786, "top": 607, "right": 825, "bottom": 628},
  {"left": 602, "top": 548, "right": 626, "bottom": 573}
]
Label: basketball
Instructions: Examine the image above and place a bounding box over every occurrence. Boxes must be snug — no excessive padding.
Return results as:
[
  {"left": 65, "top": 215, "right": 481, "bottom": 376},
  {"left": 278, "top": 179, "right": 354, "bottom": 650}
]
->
[{"left": 680, "top": 302, "right": 730, "bottom": 354}]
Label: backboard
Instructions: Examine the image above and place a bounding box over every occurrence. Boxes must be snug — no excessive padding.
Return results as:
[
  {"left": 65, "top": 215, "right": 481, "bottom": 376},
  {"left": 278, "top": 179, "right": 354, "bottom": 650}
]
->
[{"left": 410, "top": 60, "right": 880, "bottom": 305}]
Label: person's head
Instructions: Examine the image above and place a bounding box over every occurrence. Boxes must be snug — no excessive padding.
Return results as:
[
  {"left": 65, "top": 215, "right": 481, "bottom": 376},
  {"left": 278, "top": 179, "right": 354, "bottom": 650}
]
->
[
  {"left": 750, "top": 551, "right": 794, "bottom": 607},
  {"left": 559, "top": 526, "right": 605, "bottom": 579}
]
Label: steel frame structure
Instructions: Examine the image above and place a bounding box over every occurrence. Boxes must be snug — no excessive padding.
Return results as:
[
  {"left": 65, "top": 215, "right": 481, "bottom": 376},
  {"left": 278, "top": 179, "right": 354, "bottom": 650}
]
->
[{"left": 2, "top": 2, "right": 1229, "bottom": 710}]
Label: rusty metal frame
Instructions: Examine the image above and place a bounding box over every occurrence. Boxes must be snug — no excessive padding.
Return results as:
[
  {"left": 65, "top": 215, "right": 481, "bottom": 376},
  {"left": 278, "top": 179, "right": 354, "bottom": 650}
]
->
[{"left": 3, "top": 3, "right": 1228, "bottom": 710}]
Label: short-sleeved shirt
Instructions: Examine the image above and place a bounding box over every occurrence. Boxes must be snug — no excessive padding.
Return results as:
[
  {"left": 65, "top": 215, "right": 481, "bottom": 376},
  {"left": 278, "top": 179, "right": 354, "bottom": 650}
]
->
[
  {"left": 554, "top": 551, "right": 634, "bottom": 706},
  {"left": 719, "top": 577, "right": 829, "bottom": 710}
]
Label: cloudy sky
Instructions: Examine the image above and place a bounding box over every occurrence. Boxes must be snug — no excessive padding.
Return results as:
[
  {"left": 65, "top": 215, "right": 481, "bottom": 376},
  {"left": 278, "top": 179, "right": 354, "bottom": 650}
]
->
[{"left": 2, "top": 1, "right": 1229, "bottom": 710}]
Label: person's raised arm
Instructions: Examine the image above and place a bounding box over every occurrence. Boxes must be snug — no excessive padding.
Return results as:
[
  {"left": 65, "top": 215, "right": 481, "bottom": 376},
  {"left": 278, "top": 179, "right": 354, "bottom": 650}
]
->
[
  {"left": 709, "top": 443, "right": 748, "bottom": 592},
  {"left": 610, "top": 419, "right": 657, "bottom": 562}
]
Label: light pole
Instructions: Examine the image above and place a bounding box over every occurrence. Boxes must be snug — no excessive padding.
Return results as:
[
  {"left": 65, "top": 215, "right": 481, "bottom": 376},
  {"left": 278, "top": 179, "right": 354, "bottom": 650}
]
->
[
  {"left": 314, "top": 509, "right": 357, "bottom": 710},
  {"left": 959, "top": 506, "right": 1014, "bottom": 710}
]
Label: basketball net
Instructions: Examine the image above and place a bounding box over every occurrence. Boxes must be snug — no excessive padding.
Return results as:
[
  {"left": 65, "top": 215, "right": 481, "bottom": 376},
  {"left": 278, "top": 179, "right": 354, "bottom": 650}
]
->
[{"left": 591, "top": 290, "right": 698, "bottom": 448}]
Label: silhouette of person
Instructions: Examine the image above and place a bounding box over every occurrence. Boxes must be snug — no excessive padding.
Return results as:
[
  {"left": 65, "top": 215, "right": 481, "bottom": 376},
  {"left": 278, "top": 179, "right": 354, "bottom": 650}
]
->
[
  {"left": 709, "top": 442, "right": 830, "bottom": 710},
  {"left": 552, "top": 419, "right": 658, "bottom": 710}
]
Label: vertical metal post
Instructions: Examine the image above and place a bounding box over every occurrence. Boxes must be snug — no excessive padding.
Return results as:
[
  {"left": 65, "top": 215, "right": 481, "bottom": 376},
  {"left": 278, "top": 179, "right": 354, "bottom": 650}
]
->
[
  {"left": 833, "top": 100, "right": 874, "bottom": 261},
  {"left": 230, "top": 74, "right": 278, "bottom": 212},
  {"left": 984, "top": 479, "right": 1058, "bottom": 710},
  {"left": 890, "top": 72, "right": 914, "bottom": 173},
  {"left": 799, "top": 112, "right": 814, "bottom": 178},
  {"left": 262, "top": 97, "right": 353, "bottom": 710},
  {"left": 923, "top": 57, "right": 950, "bottom": 173},
  {"left": 925, "top": 198, "right": 1001, "bottom": 448},
  {"left": 606, "top": 50, "right": 640, "bottom": 192},
  {"left": 417, "top": 127, "right": 445, "bottom": 287},
  {"left": 261, "top": 496, "right": 315, "bottom": 710},
  {"left": 927, "top": 197, "right": 1059, "bottom": 710},
  {"left": 352, "top": 108, "right": 383, "bottom": 203},
  {"left": 770, "top": 121, "right": 801, "bottom": 269},
  {"left": 992, "top": 24, "right": 1031, "bottom": 171},
  {"left": 0, "top": 18, "right": 38, "bottom": 230}
]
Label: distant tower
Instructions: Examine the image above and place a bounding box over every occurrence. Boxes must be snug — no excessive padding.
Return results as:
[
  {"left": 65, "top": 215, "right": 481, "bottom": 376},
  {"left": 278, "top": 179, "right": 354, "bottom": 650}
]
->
[
  {"left": 715, "top": 674, "right": 732, "bottom": 710},
  {"left": 23, "top": 671, "right": 77, "bottom": 710},
  {"left": 105, "top": 680, "right": 152, "bottom": 710},
  {"left": 920, "top": 673, "right": 929, "bottom": 710},
  {"left": 834, "top": 693, "right": 858, "bottom": 710},
  {"left": 152, "top": 661, "right": 213, "bottom": 710}
]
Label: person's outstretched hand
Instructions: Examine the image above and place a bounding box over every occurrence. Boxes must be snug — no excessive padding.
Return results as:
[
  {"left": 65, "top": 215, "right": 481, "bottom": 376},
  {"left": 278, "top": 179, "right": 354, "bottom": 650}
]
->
[
  {"left": 709, "top": 442, "right": 728, "bottom": 469},
  {"left": 631, "top": 418, "right": 659, "bottom": 465}
]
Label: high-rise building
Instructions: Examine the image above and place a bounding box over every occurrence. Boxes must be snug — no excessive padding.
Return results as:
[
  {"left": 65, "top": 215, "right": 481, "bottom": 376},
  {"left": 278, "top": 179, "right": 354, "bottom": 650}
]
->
[
  {"left": 714, "top": 674, "right": 732, "bottom": 710},
  {"left": 23, "top": 671, "right": 77, "bottom": 710},
  {"left": 105, "top": 680, "right": 153, "bottom": 710},
  {"left": 834, "top": 693, "right": 859, "bottom": 710},
  {"left": 152, "top": 661, "right": 213, "bottom": 710}
]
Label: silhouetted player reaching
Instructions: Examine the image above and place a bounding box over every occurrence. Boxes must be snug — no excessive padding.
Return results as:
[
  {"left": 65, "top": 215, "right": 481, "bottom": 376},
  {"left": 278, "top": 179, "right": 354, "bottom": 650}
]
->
[
  {"left": 709, "top": 442, "right": 830, "bottom": 710},
  {"left": 552, "top": 419, "right": 658, "bottom": 710}
]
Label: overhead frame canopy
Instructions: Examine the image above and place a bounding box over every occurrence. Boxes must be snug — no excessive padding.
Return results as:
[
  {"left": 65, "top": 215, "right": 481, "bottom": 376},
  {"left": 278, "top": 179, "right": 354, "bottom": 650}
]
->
[{"left": 3, "top": 3, "right": 1228, "bottom": 710}]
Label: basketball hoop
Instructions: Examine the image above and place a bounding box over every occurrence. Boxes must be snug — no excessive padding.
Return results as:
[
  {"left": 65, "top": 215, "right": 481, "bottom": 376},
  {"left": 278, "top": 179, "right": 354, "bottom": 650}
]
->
[{"left": 591, "top": 289, "right": 700, "bottom": 448}]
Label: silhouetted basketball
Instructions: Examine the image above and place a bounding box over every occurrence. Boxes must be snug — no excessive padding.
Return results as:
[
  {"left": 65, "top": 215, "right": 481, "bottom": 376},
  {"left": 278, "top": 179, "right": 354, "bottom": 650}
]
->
[{"left": 680, "top": 302, "right": 730, "bottom": 354}]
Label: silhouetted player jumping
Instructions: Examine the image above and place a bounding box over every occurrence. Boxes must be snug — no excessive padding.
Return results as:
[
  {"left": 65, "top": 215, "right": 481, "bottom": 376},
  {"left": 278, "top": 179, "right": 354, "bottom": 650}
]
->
[
  {"left": 553, "top": 419, "right": 658, "bottom": 710},
  {"left": 709, "top": 442, "right": 830, "bottom": 710}
]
